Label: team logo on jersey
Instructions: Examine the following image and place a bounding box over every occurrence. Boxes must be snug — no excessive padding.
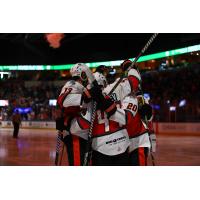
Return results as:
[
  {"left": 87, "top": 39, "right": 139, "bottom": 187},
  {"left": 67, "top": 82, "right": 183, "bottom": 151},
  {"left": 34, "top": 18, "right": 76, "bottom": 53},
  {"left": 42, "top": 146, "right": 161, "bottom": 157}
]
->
[{"left": 106, "top": 136, "right": 126, "bottom": 145}]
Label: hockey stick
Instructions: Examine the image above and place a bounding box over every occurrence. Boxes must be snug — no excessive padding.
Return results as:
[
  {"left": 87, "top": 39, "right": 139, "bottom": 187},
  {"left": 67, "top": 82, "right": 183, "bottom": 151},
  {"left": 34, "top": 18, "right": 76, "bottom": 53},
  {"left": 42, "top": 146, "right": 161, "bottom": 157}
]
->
[
  {"left": 55, "top": 131, "right": 63, "bottom": 165},
  {"left": 108, "top": 33, "right": 158, "bottom": 96},
  {"left": 83, "top": 101, "right": 97, "bottom": 166},
  {"left": 108, "top": 33, "right": 158, "bottom": 166},
  {"left": 132, "top": 34, "right": 158, "bottom": 166},
  {"left": 83, "top": 34, "right": 158, "bottom": 165},
  {"left": 82, "top": 70, "right": 97, "bottom": 166},
  {"left": 150, "top": 147, "right": 156, "bottom": 166},
  {"left": 140, "top": 96, "right": 156, "bottom": 166},
  {"left": 59, "top": 142, "right": 65, "bottom": 166}
]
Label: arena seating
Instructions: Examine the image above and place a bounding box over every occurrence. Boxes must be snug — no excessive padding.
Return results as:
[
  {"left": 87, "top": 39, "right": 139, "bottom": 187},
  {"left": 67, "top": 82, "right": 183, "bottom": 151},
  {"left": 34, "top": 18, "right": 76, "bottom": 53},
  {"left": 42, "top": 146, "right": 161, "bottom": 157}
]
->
[{"left": 0, "top": 63, "right": 200, "bottom": 122}]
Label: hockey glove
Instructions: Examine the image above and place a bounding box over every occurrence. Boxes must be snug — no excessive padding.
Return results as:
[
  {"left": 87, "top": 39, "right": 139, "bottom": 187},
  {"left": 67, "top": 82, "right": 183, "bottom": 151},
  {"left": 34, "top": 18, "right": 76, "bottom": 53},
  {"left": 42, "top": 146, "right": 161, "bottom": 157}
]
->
[
  {"left": 120, "top": 59, "right": 132, "bottom": 72},
  {"left": 101, "top": 96, "right": 117, "bottom": 118},
  {"left": 82, "top": 89, "right": 92, "bottom": 103},
  {"left": 89, "top": 80, "right": 117, "bottom": 117},
  {"left": 62, "top": 131, "right": 71, "bottom": 144},
  {"left": 138, "top": 103, "right": 153, "bottom": 121},
  {"left": 56, "top": 115, "right": 73, "bottom": 132},
  {"left": 56, "top": 117, "right": 66, "bottom": 132},
  {"left": 89, "top": 80, "right": 104, "bottom": 102}
]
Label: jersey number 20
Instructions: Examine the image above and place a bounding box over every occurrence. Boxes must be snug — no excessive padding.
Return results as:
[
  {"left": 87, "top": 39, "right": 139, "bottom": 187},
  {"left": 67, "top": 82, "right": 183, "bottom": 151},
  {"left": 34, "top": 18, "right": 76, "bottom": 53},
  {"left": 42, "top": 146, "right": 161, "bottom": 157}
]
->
[{"left": 127, "top": 103, "right": 137, "bottom": 112}]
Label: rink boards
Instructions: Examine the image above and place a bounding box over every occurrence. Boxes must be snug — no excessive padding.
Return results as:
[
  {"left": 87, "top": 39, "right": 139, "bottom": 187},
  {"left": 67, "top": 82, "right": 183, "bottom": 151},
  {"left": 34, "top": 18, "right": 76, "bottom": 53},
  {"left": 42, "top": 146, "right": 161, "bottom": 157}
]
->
[{"left": 0, "top": 121, "right": 55, "bottom": 129}]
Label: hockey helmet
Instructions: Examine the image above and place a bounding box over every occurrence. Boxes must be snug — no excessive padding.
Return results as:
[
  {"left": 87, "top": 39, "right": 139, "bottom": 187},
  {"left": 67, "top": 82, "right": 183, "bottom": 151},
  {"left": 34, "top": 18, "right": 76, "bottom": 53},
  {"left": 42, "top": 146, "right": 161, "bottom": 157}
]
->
[
  {"left": 70, "top": 63, "right": 89, "bottom": 81},
  {"left": 120, "top": 59, "right": 132, "bottom": 71},
  {"left": 94, "top": 72, "right": 108, "bottom": 88}
]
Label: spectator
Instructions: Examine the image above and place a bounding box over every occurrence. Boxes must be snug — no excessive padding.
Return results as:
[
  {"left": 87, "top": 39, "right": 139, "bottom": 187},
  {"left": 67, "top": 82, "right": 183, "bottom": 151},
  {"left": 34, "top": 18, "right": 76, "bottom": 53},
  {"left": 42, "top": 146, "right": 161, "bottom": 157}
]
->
[{"left": 12, "top": 110, "right": 21, "bottom": 138}]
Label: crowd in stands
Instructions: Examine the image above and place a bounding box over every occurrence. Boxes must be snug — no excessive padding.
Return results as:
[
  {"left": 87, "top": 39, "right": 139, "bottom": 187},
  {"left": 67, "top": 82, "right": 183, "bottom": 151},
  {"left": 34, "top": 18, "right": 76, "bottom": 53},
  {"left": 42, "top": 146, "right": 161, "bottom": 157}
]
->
[
  {"left": 0, "top": 63, "right": 200, "bottom": 122},
  {"left": 0, "top": 81, "right": 61, "bottom": 121},
  {"left": 142, "top": 63, "right": 200, "bottom": 121}
]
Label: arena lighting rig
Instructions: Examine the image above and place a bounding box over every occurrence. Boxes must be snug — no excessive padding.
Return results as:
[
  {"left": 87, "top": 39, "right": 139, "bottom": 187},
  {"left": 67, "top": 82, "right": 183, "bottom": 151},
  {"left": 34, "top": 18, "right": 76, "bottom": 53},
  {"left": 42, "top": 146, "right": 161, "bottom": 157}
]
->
[{"left": 0, "top": 44, "right": 200, "bottom": 71}]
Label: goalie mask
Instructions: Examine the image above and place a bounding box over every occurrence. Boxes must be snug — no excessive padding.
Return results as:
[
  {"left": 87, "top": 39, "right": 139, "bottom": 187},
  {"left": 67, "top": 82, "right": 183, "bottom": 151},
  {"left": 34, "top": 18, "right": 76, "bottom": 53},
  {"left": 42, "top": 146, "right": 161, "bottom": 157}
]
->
[
  {"left": 94, "top": 72, "right": 108, "bottom": 88},
  {"left": 70, "top": 63, "right": 89, "bottom": 82}
]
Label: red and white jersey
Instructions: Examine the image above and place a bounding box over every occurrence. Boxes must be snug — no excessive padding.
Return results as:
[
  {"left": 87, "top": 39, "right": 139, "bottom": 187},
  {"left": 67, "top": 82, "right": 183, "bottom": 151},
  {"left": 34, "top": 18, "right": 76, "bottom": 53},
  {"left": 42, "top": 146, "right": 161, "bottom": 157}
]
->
[
  {"left": 70, "top": 107, "right": 130, "bottom": 156},
  {"left": 58, "top": 80, "right": 84, "bottom": 108},
  {"left": 91, "top": 109, "right": 130, "bottom": 156},
  {"left": 69, "top": 102, "right": 92, "bottom": 140},
  {"left": 57, "top": 80, "right": 87, "bottom": 123},
  {"left": 121, "top": 95, "right": 151, "bottom": 153},
  {"left": 67, "top": 67, "right": 142, "bottom": 156},
  {"left": 103, "top": 68, "right": 141, "bottom": 103}
]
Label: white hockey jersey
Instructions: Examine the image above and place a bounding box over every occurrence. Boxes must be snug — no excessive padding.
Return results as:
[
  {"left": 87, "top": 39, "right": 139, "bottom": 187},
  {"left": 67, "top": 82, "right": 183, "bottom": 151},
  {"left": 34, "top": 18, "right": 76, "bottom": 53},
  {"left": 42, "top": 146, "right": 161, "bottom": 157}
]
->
[
  {"left": 58, "top": 80, "right": 84, "bottom": 108},
  {"left": 57, "top": 80, "right": 87, "bottom": 126},
  {"left": 103, "top": 68, "right": 141, "bottom": 104}
]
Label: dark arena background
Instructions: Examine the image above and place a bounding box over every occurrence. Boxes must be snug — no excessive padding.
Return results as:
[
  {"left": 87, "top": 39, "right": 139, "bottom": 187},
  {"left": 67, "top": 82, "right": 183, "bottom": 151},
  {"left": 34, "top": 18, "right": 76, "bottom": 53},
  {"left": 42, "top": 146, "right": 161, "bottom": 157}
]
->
[{"left": 0, "top": 33, "right": 200, "bottom": 166}]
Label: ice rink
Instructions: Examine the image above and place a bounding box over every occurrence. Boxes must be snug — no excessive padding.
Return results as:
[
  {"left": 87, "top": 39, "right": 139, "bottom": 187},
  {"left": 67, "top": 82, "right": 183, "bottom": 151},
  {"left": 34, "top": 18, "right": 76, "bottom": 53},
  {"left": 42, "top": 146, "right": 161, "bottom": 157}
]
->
[{"left": 0, "top": 128, "right": 200, "bottom": 166}]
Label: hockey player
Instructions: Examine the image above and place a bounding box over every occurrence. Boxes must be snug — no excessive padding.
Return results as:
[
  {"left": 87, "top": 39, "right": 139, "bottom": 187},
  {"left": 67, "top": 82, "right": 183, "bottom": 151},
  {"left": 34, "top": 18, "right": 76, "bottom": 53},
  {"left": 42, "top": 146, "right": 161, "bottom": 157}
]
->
[
  {"left": 122, "top": 94, "right": 151, "bottom": 166},
  {"left": 69, "top": 71, "right": 132, "bottom": 166},
  {"left": 103, "top": 59, "right": 141, "bottom": 105},
  {"left": 86, "top": 60, "right": 143, "bottom": 165},
  {"left": 121, "top": 94, "right": 153, "bottom": 166},
  {"left": 56, "top": 63, "right": 93, "bottom": 166},
  {"left": 104, "top": 59, "right": 156, "bottom": 165},
  {"left": 57, "top": 60, "right": 143, "bottom": 166}
]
